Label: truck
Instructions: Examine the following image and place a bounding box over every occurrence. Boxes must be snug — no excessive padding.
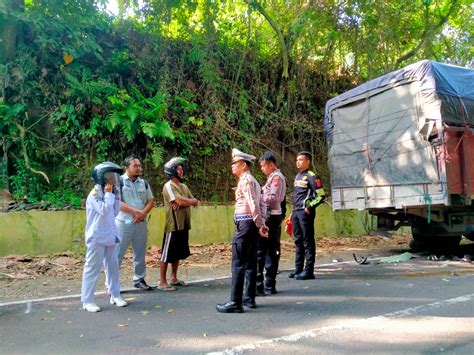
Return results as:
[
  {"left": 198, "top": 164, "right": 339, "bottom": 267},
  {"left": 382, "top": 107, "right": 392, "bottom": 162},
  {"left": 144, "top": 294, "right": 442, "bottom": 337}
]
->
[{"left": 324, "top": 60, "right": 474, "bottom": 250}]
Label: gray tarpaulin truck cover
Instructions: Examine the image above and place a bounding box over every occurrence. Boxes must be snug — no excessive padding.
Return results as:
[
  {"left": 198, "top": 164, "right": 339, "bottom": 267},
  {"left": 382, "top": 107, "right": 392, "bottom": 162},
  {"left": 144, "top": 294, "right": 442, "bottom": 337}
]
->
[{"left": 324, "top": 60, "right": 474, "bottom": 192}]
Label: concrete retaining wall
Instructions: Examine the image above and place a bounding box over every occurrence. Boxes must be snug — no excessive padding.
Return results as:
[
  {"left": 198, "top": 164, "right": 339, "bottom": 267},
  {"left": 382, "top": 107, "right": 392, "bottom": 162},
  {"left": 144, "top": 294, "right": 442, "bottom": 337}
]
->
[{"left": 0, "top": 204, "right": 375, "bottom": 256}]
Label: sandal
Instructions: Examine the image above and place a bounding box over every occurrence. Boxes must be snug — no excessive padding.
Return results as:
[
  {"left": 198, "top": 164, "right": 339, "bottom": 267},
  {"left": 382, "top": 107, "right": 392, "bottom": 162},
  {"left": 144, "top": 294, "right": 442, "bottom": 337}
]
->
[
  {"left": 157, "top": 285, "right": 177, "bottom": 292},
  {"left": 170, "top": 280, "right": 186, "bottom": 287}
]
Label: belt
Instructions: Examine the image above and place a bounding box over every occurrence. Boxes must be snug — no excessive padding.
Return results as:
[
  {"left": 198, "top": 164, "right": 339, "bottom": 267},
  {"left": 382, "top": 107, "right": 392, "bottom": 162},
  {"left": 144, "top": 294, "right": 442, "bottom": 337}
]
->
[
  {"left": 270, "top": 209, "right": 282, "bottom": 215},
  {"left": 234, "top": 214, "right": 253, "bottom": 222}
]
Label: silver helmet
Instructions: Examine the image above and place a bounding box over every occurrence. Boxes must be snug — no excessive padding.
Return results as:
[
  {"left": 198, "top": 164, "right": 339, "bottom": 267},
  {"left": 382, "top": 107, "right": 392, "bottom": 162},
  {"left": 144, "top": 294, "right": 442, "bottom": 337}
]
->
[
  {"left": 164, "top": 157, "right": 186, "bottom": 181},
  {"left": 91, "top": 161, "right": 122, "bottom": 186}
]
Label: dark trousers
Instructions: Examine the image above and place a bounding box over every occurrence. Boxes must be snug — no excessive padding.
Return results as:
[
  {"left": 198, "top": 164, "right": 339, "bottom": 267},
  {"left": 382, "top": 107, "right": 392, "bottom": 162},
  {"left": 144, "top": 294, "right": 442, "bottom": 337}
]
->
[
  {"left": 230, "top": 220, "right": 258, "bottom": 305},
  {"left": 292, "top": 209, "right": 316, "bottom": 273},
  {"left": 257, "top": 214, "right": 283, "bottom": 289}
]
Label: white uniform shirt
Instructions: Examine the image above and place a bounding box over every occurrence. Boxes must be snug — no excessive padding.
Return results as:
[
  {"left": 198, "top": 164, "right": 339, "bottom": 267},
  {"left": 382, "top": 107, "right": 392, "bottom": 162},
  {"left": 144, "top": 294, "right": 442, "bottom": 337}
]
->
[{"left": 85, "top": 185, "right": 121, "bottom": 246}]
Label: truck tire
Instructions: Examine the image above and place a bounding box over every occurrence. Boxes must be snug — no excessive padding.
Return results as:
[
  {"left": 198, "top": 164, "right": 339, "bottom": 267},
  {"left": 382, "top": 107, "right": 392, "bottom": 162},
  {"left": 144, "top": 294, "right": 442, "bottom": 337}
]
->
[
  {"left": 411, "top": 222, "right": 461, "bottom": 252},
  {"left": 410, "top": 234, "right": 461, "bottom": 252}
]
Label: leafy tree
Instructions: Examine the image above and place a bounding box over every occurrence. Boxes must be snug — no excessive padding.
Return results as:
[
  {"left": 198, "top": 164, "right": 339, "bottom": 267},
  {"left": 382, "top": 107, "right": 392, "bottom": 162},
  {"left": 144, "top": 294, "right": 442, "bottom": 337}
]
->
[{"left": 0, "top": 0, "right": 471, "bottom": 206}]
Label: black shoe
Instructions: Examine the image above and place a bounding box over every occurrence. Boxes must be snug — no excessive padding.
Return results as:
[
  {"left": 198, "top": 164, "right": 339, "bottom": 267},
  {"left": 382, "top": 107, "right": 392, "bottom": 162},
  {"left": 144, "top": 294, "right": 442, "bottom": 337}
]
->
[
  {"left": 216, "top": 301, "right": 244, "bottom": 313},
  {"left": 134, "top": 279, "right": 153, "bottom": 291},
  {"left": 265, "top": 287, "right": 278, "bottom": 294},
  {"left": 289, "top": 270, "right": 302, "bottom": 278},
  {"left": 295, "top": 271, "right": 316, "bottom": 280},
  {"left": 256, "top": 287, "right": 266, "bottom": 297},
  {"left": 242, "top": 299, "right": 257, "bottom": 309}
]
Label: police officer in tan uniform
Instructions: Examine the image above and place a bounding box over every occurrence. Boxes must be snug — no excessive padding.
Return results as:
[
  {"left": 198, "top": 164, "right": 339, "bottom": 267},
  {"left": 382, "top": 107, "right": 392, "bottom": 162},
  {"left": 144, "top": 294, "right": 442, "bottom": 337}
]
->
[
  {"left": 257, "top": 151, "right": 286, "bottom": 295},
  {"left": 216, "top": 149, "right": 268, "bottom": 313}
]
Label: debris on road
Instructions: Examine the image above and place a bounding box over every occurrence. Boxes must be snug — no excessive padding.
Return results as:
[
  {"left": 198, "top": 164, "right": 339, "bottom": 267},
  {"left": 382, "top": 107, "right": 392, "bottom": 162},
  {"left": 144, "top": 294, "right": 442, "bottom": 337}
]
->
[
  {"left": 377, "top": 252, "right": 414, "bottom": 264},
  {"left": 353, "top": 251, "right": 415, "bottom": 265}
]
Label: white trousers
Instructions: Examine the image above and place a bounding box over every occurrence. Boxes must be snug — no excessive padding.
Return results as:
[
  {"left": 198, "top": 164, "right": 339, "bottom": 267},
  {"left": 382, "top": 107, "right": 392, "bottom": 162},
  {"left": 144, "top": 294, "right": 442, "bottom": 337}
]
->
[{"left": 81, "top": 242, "right": 121, "bottom": 303}]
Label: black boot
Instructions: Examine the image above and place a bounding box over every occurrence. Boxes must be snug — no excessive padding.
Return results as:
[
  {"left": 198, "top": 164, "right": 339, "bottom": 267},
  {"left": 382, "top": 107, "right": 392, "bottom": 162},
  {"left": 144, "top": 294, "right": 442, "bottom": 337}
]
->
[
  {"left": 242, "top": 299, "right": 257, "bottom": 309},
  {"left": 289, "top": 270, "right": 302, "bottom": 278},
  {"left": 265, "top": 286, "right": 278, "bottom": 294},
  {"left": 295, "top": 270, "right": 315, "bottom": 280},
  {"left": 216, "top": 301, "right": 244, "bottom": 313},
  {"left": 256, "top": 284, "right": 266, "bottom": 297}
]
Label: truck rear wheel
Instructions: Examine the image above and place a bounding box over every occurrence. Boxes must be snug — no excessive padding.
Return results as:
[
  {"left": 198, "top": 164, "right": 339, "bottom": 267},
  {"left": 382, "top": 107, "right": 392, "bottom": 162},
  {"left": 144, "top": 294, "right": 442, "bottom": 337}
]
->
[
  {"left": 409, "top": 235, "right": 461, "bottom": 252},
  {"left": 410, "top": 222, "right": 461, "bottom": 252}
]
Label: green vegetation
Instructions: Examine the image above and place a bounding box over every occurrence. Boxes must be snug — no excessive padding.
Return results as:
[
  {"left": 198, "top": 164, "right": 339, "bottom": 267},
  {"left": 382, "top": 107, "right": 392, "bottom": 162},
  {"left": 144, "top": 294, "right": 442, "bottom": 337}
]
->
[{"left": 1, "top": 0, "right": 472, "bottom": 206}]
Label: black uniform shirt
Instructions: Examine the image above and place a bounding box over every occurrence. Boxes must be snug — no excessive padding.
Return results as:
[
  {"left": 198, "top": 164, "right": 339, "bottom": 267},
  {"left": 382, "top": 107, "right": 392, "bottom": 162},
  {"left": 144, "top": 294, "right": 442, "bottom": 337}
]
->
[{"left": 292, "top": 170, "right": 325, "bottom": 211}]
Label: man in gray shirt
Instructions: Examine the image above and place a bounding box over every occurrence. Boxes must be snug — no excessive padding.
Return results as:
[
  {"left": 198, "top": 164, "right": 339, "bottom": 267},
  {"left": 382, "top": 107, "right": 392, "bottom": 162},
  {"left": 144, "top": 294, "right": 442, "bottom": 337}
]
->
[{"left": 116, "top": 155, "right": 154, "bottom": 290}]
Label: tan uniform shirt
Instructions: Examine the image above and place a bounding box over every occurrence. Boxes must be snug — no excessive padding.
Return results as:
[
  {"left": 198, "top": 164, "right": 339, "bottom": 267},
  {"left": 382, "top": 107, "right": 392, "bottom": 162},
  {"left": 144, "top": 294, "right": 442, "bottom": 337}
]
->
[
  {"left": 234, "top": 171, "right": 264, "bottom": 228},
  {"left": 261, "top": 169, "right": 286, "bottom": 216}
]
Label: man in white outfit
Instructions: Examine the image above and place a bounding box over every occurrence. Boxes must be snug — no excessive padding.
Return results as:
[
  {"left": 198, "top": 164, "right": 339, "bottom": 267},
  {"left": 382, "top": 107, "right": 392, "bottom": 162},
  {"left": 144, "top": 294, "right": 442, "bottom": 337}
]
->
[{"left": 81, "top": 162, "right": 128, "bottom": 312}]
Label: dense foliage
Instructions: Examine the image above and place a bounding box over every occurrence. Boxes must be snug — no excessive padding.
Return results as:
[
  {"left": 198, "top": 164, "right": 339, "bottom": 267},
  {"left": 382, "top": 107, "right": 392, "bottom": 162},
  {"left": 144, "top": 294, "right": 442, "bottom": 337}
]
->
[{"left": 0, "top": 0, "right": 472, "bottom": 206}]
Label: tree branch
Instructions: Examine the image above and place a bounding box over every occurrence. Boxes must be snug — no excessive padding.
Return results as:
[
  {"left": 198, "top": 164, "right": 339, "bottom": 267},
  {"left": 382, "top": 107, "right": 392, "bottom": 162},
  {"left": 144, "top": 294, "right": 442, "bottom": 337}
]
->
[
  {"left": 245, "top": 0, "right": 289, "bottom": 79},
  {"left": 394, "top": 1, "right": 457, "bottom": 68}
]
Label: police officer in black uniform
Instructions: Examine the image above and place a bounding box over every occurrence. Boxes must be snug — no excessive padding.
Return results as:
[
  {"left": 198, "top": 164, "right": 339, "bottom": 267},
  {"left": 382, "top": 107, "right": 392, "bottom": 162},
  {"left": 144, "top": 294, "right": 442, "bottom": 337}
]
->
[{"left": 290, "top": 151, "right": 326, "bottom": 280}]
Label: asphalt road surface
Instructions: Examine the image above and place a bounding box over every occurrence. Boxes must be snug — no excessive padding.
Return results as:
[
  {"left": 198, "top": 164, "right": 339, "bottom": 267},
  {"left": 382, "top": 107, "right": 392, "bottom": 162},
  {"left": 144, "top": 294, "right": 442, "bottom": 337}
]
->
[{"left": 1, "top": 251, "right": 474, "bottom": 354}]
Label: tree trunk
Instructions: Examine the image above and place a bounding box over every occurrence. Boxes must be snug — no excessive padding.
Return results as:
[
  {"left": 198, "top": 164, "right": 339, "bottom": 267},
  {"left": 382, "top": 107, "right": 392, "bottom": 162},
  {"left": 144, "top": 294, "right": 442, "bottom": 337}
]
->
[
  {"left": 0, "top": 141, "right": 9, "bottom": 190},
  {"left": 0, "top": 0, "right": 24, "bottom": 65},
  {"left": 0, "top": 0, "right": 25, "bottom": 193}
]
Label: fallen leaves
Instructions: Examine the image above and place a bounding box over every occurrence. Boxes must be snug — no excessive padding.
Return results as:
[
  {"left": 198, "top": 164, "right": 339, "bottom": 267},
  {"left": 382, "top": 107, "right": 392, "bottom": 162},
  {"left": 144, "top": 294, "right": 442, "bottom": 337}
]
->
[{"left": 0, "top": 252, "right": 81, "bottom": 280}]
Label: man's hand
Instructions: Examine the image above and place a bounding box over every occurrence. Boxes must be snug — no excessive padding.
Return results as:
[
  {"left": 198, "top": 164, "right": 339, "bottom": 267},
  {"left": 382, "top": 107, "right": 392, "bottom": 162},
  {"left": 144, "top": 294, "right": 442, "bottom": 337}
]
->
[
  {"left": 132, "top": 216, "right": 145, "bottom": 224},
  {"left": 259, "top": 225, "right": 269, "bottom": 238},
  {"left": 134, "top": 209, "right": 146, "bottom": 220}
]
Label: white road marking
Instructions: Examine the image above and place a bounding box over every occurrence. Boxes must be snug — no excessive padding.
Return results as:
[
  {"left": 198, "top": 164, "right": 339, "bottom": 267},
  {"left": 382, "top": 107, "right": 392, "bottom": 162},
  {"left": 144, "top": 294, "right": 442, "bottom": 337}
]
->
[
  {"left": 209, "top": 293, "right": 474, "bottom": 355},
  {"left": 0, "top": 261, "right": 353, "bottom": 307}
]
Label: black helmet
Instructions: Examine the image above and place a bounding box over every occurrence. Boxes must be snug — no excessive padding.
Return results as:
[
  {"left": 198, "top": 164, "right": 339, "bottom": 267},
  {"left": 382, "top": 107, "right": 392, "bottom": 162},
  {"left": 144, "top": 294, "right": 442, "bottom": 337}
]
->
[
  {"left": 91, "top": 161, "right": 122, "bottom": 186},
  {"left": 164, "top": 157, "right": 185, "bottom": 180}
]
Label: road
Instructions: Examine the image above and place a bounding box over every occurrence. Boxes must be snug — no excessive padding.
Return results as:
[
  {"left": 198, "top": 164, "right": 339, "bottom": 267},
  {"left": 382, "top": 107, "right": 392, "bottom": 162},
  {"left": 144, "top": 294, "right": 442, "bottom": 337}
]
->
[{"left": 1, "top": 251, "right": 474, "bottom": 354}]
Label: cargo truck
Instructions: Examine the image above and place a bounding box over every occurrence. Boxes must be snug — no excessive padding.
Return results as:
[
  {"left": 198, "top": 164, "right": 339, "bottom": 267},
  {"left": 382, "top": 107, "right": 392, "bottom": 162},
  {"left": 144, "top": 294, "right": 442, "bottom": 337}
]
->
[{"left": 324, "top": 60, "right": 474, "bottom": 250}]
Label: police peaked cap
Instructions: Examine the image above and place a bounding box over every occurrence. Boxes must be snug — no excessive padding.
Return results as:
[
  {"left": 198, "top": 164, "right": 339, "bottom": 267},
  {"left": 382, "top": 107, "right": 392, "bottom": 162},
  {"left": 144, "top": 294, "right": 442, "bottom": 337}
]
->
[
  {"left": 91, "top": 161, "right": 122, "bottom": 185},
  {"left": 164, "top": 157, "right": 186, "bottom": 179},
  {"left": 231, "top": 148, "right": 256, "bottom": 164}
]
